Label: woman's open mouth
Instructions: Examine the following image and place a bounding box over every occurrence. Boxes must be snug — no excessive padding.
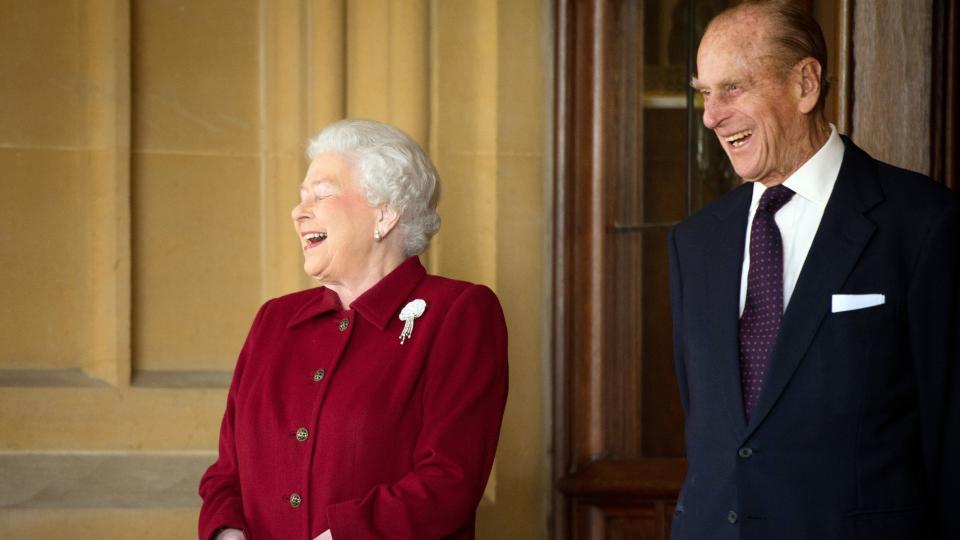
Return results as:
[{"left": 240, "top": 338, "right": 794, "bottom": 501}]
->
[{"left": 303, "top": 231, "right": 327, "bottom": 250}]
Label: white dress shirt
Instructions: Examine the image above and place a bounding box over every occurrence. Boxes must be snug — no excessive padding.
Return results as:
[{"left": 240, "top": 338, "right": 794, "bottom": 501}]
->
[{"left": 739, "top": 125, "right": 845, "bottom": 316}]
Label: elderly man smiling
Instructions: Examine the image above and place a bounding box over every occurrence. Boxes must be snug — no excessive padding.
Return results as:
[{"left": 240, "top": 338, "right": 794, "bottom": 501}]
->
[{"left": 668, "top": 1, "right": 960, "bottom": 539}]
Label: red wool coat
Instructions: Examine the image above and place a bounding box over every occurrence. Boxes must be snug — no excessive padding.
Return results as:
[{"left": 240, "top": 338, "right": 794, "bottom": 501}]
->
[{"left": 198, "top": 257, "right": 508, "bottom": 540}]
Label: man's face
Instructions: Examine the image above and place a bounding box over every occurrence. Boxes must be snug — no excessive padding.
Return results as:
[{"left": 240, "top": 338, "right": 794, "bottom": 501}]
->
[{"left": 694, "top": 17, "right": 809, "bottom": 186}]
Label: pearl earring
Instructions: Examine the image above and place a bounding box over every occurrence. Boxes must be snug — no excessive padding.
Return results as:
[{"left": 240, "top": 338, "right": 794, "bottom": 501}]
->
[{"left": 374, "top": 228, "right": 382, "bottom": 241}]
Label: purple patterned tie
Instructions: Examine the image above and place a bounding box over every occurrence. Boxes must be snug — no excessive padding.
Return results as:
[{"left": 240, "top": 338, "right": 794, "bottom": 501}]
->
[{"left": 739, "top": 184, "right": 795, "bottom": 419}]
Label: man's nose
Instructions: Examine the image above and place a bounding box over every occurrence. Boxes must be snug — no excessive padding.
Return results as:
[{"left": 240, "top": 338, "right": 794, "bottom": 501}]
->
[{"left": 702, "top": 99, "right": 726, "bottom": 130}]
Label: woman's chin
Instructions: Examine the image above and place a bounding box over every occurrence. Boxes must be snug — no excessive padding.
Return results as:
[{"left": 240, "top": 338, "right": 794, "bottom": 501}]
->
[{"left": 303, "top": 264, "right": 327, "bottom": 281}]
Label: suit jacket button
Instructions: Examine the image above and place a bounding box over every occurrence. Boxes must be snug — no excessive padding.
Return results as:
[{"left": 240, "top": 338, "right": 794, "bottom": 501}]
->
[
  {"left": 312, "top": 368, "right": 326, "bottom": 382},
  {"left": 289, "top": 493, "right": 302, "bottom": 508},
  {"left": 295, "top": 427, "right": 309, "bottom": 442},
  {"left": 338, "top": 318, "right": 349, "bottom": 332},
  {"left": 727, "top": 510, "right": 738, "bottom": 524},
  {"left": 738, "top": 447, "right": 753, "bottom": 458}
]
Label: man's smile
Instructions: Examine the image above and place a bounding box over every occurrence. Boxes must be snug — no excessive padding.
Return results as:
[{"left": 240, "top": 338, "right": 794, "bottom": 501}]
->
[{"left": 724, "top": 129, "right": 753, "bottom": 148}]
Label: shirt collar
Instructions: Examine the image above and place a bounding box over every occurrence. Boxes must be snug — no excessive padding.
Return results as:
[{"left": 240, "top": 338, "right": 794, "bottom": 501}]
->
[
  {"left": 287, "top": 256, "right": 427, "bottom": 330},
  {"left": 753, "top": 124, "right": 844, "bottom": 206}
]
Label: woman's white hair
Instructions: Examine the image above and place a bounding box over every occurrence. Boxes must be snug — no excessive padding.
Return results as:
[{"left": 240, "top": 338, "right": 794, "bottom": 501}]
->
[{"left": 306, "top": 119, "right": 441, "bottom": 257}]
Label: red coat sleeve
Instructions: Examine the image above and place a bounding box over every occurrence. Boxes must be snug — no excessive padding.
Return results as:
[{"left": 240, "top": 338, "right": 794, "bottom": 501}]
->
[
  {"left": 325, "top": 284, "right": 509, "bottom": 538},
  {"left": 198, "top": 302, "right": 270, "bottom": 540}
]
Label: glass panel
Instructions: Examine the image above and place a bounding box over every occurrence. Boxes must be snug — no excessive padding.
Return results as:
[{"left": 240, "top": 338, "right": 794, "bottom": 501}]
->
[
  {"left": 639, "top": 228, "right": 682, "bottom": 456},
  {"left": 609, "top": 0, "right": 740, "bottom": 459}
]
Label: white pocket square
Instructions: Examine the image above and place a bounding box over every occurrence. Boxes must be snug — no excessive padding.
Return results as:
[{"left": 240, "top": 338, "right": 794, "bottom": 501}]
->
[{"left": 831, "top": 293, "right": 885, "bottom": 313}]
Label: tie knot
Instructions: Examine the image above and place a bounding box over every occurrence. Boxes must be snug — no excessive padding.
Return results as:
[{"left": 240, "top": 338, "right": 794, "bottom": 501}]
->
[{"left": 757, "top": 184, "right": 795, "bottom": 214}]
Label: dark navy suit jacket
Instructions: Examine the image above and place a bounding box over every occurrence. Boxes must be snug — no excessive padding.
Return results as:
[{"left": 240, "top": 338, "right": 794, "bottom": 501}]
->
[{"left": 668, "top": 137, "right": 960, "bottom": 540}]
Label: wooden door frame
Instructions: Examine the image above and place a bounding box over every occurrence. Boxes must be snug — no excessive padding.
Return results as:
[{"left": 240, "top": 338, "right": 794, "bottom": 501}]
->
[
  {"left": 931, "top": 0, "right": 958, "bottom": 189},
  {"left": 552, "top": 1, "right": 686, "bottom": 537}
]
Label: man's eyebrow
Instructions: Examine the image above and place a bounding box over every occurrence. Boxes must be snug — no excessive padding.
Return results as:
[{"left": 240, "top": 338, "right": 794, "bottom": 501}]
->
[{"left": 692, "top": 77, "right": 749, "bottom": 91}]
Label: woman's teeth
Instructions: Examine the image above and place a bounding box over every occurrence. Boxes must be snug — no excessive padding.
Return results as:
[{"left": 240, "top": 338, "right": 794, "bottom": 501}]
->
[
  {"left": 305, "top": 232, "right": 327, "bottom": 244},
  {"left": 725, "top": 129, "right": 753, "bottom": 147}
]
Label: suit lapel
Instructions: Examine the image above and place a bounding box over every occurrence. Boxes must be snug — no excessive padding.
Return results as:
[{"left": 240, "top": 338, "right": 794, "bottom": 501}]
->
[
  {"left": 745, "top": 137, "right": 883, "bottom": 437},
  {"left": 705, "top": 183, "right": 753, "bottom": 434}
]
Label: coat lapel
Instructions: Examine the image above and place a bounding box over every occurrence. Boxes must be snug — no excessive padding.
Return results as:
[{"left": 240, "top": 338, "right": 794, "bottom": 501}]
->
[
  {"left": 745, "top": 137, "right": 883, "bottom": 436},
  {"left": 705, "top": 183, "right": 753, "bottom": 434}
]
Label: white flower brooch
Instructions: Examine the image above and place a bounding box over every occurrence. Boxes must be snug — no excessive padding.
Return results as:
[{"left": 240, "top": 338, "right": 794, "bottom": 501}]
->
[{"left": 398, "top": 299, "right": 427, "bottom": 344}]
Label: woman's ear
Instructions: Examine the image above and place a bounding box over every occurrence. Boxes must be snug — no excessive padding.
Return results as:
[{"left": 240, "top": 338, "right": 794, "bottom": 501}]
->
[{"left": 376, "top": 205, "right": 401, "bottom": 239}]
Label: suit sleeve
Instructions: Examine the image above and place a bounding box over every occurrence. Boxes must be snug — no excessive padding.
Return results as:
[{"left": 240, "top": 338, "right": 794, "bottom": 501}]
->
[
  {"left": 906, "top": 196, "right": 960, "bottom": 540},
  {"left": 669, "top": 227, "right": 691, "bottom": 416},
  {"left": 198, "top": 302, "right": 271, "bottom": 540},
  {"left": 325, "top": 285, "right": 509, "bottom": 539}
]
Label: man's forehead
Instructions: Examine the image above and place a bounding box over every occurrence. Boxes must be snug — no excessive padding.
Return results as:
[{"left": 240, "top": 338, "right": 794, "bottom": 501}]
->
[
  {"left": 694, "top": 49, "right": 755, "bottom": 87},
  {"left": 699, "top": 10, "right": 771, "bottom": 60},
  {"left": 695, "top": 30, "right": 769, "bottom": 86}
]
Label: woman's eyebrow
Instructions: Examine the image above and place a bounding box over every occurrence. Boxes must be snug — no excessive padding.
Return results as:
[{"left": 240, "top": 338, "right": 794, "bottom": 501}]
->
[{"left": 301, "top": 178, "right": 333, "bottom": 189}]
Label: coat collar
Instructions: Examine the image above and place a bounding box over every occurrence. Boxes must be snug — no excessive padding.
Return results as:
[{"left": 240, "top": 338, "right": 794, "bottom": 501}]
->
[
  {"left": 287, "top": 256, "right": 428, "bottom": 330},
  {"left": 705, "top": 182, "right": 755, "bottom": 433}
]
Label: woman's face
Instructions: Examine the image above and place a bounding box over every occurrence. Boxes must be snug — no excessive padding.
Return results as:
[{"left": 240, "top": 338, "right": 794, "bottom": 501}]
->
[{"left": 292, "top": 152, "right": 378, "bottom": 284}]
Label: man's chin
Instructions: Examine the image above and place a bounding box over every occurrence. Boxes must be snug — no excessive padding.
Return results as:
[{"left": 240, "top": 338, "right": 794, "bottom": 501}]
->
[{"left": 729, "top": 161, "right": 761, "bottom": 183}]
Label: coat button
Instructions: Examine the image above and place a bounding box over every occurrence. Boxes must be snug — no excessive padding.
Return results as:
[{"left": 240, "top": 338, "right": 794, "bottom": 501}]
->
[
  {"left": 289, "top": 493, "right": 302, "bottom": 508},
  {"left": 727, "top": 510, "right": 738, "bottom": 524},
  {"left": 338, "top": 318, "right": 349, "bottom": 332},
  {"left": 312, "top": 369, "right": 326, "bottom": 382},
  {"left": 295, "top": 427, "right": 308, "bottom": 442},
  {"left": 738, "top": 447, "right": 753, "bottom": 458}
]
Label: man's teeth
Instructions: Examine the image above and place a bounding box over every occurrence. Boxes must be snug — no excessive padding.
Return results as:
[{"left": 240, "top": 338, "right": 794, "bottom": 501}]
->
[
  {"left": 305, "top": 232, "right": 327, "bottom": 244},
  {"left": 725, "top": 129, "right": 753, "bottom": 147}
]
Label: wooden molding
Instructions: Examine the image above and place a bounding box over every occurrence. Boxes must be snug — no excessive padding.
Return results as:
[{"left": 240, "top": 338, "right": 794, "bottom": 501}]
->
[
  {"left": 834, "top": 0, "right": 854, "bottom": 134},
  {"left": 931, "top": 0, "right": 958, "bottom": 189}
]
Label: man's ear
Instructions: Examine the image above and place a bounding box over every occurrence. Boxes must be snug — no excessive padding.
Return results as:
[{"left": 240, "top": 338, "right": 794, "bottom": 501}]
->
[
  {"left": 796, "top": 57, "right": 822, "bottom": 114},
  {"left": 376, "top": 204, "right": 401, "bottom": 238}
]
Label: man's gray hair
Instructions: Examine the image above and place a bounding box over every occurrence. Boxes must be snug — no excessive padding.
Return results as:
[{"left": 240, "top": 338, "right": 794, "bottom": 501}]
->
[{"left": 306, "top": 119, "right": 441, "bottom": 257}]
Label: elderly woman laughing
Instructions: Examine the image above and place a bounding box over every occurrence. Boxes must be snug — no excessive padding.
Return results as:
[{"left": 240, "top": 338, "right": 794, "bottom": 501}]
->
[{"left": 199, "top": 119, "right": 509, "bottom": 540}]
